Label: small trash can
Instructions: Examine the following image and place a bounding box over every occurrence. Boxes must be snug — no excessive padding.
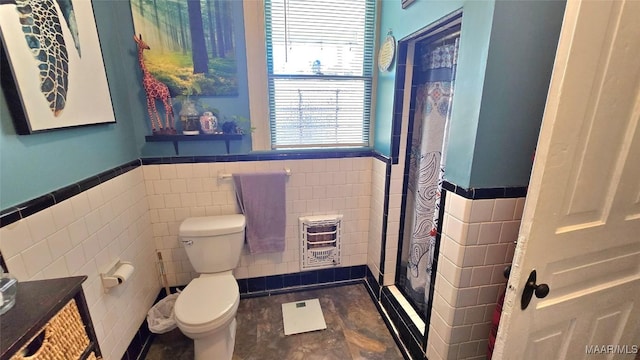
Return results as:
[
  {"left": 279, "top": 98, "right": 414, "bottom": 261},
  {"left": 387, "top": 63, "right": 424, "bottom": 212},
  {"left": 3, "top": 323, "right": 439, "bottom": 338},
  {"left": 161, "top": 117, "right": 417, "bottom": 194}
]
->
[{"left": 147, "top": 292, "right": 180, "bottom": 334}]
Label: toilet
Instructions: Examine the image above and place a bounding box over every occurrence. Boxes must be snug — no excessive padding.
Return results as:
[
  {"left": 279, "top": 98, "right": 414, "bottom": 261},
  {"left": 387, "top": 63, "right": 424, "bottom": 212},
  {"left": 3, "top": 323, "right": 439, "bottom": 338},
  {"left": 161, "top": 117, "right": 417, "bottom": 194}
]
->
[{"left": 174, "top": 214, "right": 246, "bottom": 360}]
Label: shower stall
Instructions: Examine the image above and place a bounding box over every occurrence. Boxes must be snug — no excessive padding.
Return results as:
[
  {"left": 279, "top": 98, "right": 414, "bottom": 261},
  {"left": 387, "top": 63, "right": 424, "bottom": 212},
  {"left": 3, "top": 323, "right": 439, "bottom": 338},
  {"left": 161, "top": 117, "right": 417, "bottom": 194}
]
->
[{"left": 396, "top": 24, "right": 460, "bottom": 320}]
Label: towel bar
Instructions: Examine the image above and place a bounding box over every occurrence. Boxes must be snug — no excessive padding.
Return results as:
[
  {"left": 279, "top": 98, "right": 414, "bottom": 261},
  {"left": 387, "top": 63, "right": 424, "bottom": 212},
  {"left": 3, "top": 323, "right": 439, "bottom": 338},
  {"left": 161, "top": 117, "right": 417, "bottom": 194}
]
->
[{"left": 218, "top": 168, "right": 291, "bottom": 179}]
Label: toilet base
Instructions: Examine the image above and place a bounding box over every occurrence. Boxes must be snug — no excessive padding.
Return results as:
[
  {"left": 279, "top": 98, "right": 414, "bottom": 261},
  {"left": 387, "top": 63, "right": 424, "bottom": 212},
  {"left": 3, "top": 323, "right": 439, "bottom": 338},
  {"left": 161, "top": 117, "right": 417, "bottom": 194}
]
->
[{"left": 193, "top": 318, "right": 237, "bottom": 360}]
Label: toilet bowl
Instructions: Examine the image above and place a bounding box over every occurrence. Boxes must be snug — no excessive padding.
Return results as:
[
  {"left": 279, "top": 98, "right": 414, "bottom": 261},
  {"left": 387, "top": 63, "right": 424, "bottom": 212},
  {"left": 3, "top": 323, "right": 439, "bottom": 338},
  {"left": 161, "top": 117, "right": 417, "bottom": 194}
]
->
[
  {"left": 173, "top": 214, "right": 245, "bottom": 360},
  {"left": 174, "top": 272, "right": 240, "bottom": 359}
]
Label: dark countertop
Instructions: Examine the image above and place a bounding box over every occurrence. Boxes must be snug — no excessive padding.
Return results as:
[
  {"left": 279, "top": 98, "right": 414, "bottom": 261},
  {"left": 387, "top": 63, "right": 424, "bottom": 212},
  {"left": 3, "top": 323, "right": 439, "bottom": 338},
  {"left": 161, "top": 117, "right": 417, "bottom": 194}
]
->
[{"left": 0, "top": 276, "right": 87, "bottom": 360}]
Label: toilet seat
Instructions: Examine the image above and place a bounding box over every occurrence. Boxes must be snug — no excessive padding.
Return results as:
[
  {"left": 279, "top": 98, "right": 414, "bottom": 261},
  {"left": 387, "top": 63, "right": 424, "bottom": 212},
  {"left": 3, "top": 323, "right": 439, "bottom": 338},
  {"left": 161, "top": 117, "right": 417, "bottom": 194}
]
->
[{"left": 174, "top": 274, "right": 240, "bottom": 334}]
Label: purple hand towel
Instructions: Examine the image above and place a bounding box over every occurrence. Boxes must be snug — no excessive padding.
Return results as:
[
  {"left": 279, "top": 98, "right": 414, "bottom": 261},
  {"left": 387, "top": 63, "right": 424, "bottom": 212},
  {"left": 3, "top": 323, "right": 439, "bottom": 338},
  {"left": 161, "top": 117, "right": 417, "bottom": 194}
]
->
[{"left": 233, "top": 171, "right": 287, "bottom": 253}]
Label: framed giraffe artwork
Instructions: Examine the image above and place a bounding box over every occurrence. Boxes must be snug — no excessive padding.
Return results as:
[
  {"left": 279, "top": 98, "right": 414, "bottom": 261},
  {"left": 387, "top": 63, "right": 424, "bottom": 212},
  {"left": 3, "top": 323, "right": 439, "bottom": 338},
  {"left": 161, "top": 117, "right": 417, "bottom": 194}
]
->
[
  {"left": 129, "top": 0, "right": 239, "bottom": 98},
  {"left": 0, "top": 0, "right": 115, "bottom": 134}
]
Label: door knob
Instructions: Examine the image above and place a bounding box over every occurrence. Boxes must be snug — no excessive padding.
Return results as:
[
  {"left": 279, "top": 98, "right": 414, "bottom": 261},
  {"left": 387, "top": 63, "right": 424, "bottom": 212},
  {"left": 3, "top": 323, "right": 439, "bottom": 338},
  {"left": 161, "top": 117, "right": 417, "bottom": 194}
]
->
[
  {"left": 503, "top": 265, "right": 511, "bottom": 279},
  {"left": 521, "top": 270, "right": 550, "bottom": 310}
]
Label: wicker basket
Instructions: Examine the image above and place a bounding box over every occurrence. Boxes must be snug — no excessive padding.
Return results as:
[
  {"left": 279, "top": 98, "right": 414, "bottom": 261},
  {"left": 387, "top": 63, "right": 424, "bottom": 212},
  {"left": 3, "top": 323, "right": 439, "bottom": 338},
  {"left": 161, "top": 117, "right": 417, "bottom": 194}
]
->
[{"left": 11, "top": 299, "right": 90, "bottom": 360}]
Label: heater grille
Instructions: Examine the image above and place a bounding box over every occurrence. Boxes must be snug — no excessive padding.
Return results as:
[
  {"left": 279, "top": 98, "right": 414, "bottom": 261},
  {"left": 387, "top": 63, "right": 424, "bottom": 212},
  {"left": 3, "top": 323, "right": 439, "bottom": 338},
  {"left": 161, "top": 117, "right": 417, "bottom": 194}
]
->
[{"left": 299, "top": 215, "right": 342, "bottom": 270}]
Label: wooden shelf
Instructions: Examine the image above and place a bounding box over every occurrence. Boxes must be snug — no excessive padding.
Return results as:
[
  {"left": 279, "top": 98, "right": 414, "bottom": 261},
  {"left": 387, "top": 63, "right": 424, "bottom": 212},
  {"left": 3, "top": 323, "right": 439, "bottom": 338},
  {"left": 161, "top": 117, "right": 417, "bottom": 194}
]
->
[
  {"left": 0, "top": 276, "right": 102, "bottom": 360},
  {"left": 145, "top": 134, "right": 243, "bottom": 155}
]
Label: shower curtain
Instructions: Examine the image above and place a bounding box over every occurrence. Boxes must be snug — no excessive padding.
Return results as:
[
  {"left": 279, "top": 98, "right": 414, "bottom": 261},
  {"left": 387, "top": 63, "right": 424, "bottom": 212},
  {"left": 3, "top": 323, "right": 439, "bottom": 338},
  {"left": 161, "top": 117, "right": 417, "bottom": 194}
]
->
[{"left": 405, "top": 39, "right": 458, "bottom": 313}]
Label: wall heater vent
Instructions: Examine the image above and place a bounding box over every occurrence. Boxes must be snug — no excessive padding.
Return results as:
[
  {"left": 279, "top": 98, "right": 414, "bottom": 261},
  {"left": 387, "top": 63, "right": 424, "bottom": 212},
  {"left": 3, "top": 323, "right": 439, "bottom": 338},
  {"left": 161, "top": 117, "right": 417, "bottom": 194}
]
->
[{"left": 299, "top": 215, "right": 342, "bottom": 270}]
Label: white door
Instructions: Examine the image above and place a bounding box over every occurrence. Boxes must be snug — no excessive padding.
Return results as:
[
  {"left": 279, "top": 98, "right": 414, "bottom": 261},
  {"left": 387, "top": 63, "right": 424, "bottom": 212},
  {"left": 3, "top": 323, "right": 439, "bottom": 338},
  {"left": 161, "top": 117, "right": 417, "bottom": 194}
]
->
[{"left": 493, "top": 0, "right": 640, "bottom": 359}]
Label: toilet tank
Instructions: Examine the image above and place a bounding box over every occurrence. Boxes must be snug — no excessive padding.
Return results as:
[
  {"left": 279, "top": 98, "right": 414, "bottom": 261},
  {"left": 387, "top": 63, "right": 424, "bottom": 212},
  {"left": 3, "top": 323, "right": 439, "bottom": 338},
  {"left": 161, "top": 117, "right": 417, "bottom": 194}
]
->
[{"left": 179, "top": 215, "right": 246, "bottom": 273}]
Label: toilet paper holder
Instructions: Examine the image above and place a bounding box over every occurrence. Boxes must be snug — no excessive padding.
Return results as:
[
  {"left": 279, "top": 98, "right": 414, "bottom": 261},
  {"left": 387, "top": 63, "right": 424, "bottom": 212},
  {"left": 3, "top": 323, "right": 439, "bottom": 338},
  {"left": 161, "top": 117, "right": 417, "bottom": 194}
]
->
[{"left": 100, "top": 259, "right": 135, "bottom": 292}]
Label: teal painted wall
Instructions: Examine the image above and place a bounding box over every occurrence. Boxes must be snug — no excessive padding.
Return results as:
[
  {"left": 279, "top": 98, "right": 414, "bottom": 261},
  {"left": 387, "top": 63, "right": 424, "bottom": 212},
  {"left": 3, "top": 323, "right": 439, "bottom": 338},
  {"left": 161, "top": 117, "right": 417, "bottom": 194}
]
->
[
  {"left": 374, "top": 0, "right": 564, "bottom": 188},
  {"left": 375, "top": 0, "right": 467, "bottom": 155},
  {"left": 0, "top": 0, "right": 252, "bottom": 209},
  {"left": 469, "top": 0, "right": 565, "bottom": 187},
  {"left": 0, "top": 1, "right": 140, "bottom": 209},
  {"left": 374, "top": 0, "right": 496, "bottom": 189},
  {"left": 1, "top": 0, "right": 564, "bottom": 209}
]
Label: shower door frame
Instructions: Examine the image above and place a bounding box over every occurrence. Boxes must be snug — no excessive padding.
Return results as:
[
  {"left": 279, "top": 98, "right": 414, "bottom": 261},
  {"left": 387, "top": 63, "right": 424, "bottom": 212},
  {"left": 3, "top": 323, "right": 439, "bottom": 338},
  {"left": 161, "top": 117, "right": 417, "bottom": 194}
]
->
[{"left": 390, "top": 8, "right": 463, "bottom": 330}]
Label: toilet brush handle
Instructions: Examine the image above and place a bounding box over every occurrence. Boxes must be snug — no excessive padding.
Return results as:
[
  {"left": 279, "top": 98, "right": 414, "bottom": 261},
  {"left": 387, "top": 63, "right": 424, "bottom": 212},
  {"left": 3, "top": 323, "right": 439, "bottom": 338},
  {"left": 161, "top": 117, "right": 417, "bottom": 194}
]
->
[{"left": 157, "top": 251, "right": 171, "bottom": 295}]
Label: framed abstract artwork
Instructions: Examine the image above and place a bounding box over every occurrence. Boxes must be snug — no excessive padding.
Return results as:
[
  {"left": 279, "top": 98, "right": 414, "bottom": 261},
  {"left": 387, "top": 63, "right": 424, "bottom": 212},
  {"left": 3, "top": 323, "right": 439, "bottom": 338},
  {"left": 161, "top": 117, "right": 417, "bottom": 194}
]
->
[
  {"left": 402, "top": 0, "right": 416, "bottom": 9},
  {"left": 0, "top": 0, "right": 115, "bottom": 134}
]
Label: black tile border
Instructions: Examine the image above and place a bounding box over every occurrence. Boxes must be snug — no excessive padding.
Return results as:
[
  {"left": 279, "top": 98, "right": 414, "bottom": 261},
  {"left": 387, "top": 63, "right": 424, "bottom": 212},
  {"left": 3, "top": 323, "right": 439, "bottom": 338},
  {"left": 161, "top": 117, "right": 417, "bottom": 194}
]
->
[
  {"left": 235, "top": 265, "right": 367, "bottom": 298},
  {"left": 0, "top": 251, "right": 7, "bottom": 273},
  {"left": 17, "top": 194, "right": 55, "bottom": 218},
  {"left": 379, "top": 161, "right": 392, "bottom": 275},
  {"left": 365, "top": 266, "right": 381, "bottom": 300},
  {"left": 381, "top": 287, "right": 425, "bottom": 360},
  {"left": 1, "top": 149, "right": 383, "bottom": 229},
  {"left": 389, "top": 40, "right": 410, "bottom": 165},
  {"left": 51, "top": 184, "right": 81, "bottom": 203},
  {"left": 372, "top": 150, "right": 392, "bottom": 164},
  {"left": 0, "top": 207, "right": 21, "bottom": 228},
  {"left": 241, "top": 278, "right": 364, "bottom": 299},
  {"left": 121, "top": 319, "right": 151, "bottom": 360},
  {"left": 441, "top": 180, "right": 527, "bottom": 200},
  {"left": 141, "top": 148, "right": 375, "bottom": 165},
  {"left": 363, "top": 282, "right": 411, "bottom": 360},
  {"left": 1, "top": 159, "right": 142, "bottom": 228},
  {"left": 382, "top": 287, "right": 424, "bottom": 344},
  {"left": 122, "top": 286, "right": 179, "bottom": 360}
]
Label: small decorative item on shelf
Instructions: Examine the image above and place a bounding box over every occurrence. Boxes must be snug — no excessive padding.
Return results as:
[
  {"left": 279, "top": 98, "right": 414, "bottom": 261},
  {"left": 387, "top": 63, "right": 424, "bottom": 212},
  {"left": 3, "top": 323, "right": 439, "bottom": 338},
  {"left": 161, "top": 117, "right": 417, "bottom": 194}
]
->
[
  {"left": 221, "top": 120, "right": 238, "bottom": 134},
  {"left": 199, "top": 111, "right": 218, "bottom": 134},
  {"left": 134, "top": 35, "right": 176, "bottom": 135},
  {"left": 220, "top": 115, "right": 253, "bottom": 135},
  {"left": 179, "top": 99, "right": 200, "bottom": 135}
]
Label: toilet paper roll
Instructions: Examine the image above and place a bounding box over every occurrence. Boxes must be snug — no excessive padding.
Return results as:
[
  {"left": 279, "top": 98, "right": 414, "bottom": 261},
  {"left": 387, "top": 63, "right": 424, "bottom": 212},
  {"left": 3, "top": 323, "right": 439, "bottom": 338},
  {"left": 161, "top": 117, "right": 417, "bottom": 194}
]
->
[{"left": 113, "top": 263, "right": 135, "bottom": 284}]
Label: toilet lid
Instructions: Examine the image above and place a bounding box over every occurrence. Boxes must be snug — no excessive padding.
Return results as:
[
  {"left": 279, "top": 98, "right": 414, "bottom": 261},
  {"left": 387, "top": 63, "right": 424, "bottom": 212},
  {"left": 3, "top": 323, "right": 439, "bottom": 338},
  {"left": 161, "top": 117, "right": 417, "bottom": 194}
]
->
[{"left": 174, "top": 274, "right": 239, "bottom": 331}]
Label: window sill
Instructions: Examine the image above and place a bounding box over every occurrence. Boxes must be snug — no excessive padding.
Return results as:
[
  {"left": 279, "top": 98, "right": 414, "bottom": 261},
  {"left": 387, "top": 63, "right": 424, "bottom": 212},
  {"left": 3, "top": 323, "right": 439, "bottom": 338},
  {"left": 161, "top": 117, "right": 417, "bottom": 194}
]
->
[{"left": 248, "top": 147, "right": 374, "bottom": 158}]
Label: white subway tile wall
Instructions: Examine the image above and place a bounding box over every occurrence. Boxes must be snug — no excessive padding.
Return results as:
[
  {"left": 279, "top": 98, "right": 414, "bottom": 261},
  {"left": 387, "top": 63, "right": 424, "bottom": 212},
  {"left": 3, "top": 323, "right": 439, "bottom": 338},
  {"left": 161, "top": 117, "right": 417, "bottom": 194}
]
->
[
  {"left": 384, "top": 160, "right": 403, "bottom": 286},
  {"left": 383, "top": 88, "right": 410, "bottom": 287},
  {"left": 0, "top": 156, "right": 524, "bottom": 360},
  {"left": 368, "top": 159, "right": 386, "bottom": 282},
  {"left": 0, "top": 168, "right": 159, "bottom": 360},
  {"left": 144, "top": 158, "right": 372, "bottom": 286},
  {"left": 426, "top": 192, "right": 523, "bottom": 360}
]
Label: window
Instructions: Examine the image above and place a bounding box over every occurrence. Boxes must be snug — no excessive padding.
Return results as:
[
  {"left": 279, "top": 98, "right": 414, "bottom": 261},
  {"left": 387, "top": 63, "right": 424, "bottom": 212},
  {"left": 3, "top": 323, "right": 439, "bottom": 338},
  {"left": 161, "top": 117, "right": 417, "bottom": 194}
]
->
[{"left": 264, "top": 0, "right": 376, "bottom": 149}]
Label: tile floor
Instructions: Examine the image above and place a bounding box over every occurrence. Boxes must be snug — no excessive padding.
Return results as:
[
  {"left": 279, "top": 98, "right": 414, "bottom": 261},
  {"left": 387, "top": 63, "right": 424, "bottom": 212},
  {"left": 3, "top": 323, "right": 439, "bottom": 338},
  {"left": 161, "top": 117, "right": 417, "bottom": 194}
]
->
[{"left": 144, "top": 283, "right": 404, "bottom": 360}]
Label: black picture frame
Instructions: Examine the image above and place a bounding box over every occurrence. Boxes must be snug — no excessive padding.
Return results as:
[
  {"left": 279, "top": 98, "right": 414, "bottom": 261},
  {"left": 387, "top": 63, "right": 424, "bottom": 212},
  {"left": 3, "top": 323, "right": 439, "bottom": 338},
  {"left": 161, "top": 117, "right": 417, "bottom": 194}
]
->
[
  {"left": 0, "top": 1, "right": 115, "bottom": 134},
  {"left": 402, "top": 0, "right": 417, "bottom": 9}
]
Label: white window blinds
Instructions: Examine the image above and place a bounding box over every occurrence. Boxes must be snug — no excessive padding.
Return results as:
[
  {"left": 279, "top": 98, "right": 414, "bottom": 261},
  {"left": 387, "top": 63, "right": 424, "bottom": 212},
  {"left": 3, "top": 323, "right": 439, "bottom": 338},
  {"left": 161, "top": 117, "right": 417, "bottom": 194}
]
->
[{"left": 265, "top": 0, "right": 376, "bottom": 149}]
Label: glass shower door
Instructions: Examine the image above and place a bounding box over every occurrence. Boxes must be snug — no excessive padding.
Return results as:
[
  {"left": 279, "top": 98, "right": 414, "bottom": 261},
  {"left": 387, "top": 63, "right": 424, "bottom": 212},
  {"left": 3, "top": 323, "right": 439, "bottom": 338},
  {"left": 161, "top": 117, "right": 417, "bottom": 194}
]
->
[{"left": 397, "top": 33, "right": 459, "bottom": 318}]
